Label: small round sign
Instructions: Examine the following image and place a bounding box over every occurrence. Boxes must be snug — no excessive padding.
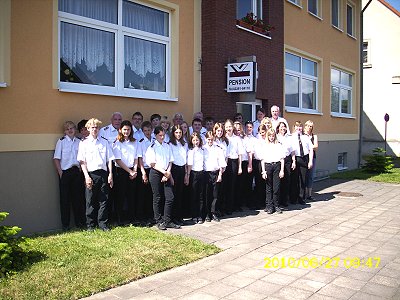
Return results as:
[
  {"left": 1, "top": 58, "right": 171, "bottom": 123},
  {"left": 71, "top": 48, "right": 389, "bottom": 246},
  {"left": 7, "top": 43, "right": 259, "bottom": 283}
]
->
[{"left": 384, "top": 113, "right": 390, "bottom": 122}]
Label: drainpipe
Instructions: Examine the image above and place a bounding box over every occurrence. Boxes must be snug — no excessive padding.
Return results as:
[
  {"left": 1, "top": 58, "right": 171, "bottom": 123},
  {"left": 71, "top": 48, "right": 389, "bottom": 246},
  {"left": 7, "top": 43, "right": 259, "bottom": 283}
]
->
[{"left": 359, "top": 0, "right": 373, "bottom": 167}]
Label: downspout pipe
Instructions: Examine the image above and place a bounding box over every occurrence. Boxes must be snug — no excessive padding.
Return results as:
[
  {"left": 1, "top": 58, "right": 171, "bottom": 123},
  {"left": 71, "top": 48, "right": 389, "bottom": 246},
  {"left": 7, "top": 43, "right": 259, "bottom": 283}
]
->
[{"left": 359, "top": 0, "right": 373, "bottom": 167}]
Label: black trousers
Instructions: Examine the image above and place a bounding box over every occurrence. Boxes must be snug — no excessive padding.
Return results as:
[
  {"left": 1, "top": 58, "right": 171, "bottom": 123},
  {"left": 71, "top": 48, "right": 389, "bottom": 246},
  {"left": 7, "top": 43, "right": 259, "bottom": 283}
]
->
[
  {"left": 86, "top": 169, "right": 110, "bottom": 229},
  {"left": 136, "top": 168, "right": 153, "bottom": 221},
  {"left": 190, "top": 170, "right": 204, "bottom": 219},
  {"left": 171, "top": 164, "right": 185, "bottom": 221},
  {"left": 265, "top": 162, "right": 281, "bottom": 210},
  {"left": 59, "top": 166, "right": 85, "bottom": 228},
  {"left": 290, "top": 155, "right": 309, "bottom": 203},
  {"left": 114, "top": 167, "right": 136, "bottom": 224},
  {"left": 279, "top": 155, "right": 292, "bottom": 206},
  {"left": 225, "top": 158, "right": 239, "bottom": 212},
  {"left": 204, "top": 171, "right": 219, "bottom": 217},
  {"left": 253, "top": 159, "right": 265, "bottom": 209},
  {"left": 149, "top": 168, "right": 174, "bottom": 224},
  {"left": 239, "top": 160, "right": 254, "bottom": 208}
]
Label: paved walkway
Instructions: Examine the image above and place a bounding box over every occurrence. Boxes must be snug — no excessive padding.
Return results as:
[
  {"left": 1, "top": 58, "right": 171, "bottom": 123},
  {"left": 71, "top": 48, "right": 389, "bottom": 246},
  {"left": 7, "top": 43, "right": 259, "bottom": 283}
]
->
[{"left": 84, "top": 179, "right": 400, "bottom": 300}]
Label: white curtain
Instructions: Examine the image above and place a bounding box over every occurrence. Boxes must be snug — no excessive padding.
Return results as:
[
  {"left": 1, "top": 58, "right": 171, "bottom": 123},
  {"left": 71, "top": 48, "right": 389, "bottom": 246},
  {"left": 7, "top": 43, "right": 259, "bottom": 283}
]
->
[
  {"left": 60, "top": 22, "right": 115, "bottom": 73},
  {"left": 123, "top": 0, "right": 168, "bottom": 37},
  {"left": 59, "top": 0, "right": 118, "bottom": 24},
  {"left": 124, "top": 36, "right": 165, "bottom": 79}
]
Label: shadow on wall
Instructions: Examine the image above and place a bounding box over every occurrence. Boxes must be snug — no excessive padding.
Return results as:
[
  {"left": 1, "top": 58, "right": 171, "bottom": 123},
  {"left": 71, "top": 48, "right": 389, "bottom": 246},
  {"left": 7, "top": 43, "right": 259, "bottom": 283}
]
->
[{"left": 362, "top": 112, "right": 398, "bottom": 157}]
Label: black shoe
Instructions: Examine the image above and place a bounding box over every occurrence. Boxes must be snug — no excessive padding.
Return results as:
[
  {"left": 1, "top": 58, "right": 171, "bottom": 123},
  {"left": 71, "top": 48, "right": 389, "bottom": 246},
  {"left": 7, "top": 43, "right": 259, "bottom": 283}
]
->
[
  {"left": 166, "top": 222, "right": 181, "bottom": 229},
  {"left": 175, "top": 219, "right": 184, "bottom": 226},
  {"left": 298, "top": 200, "right": 306, "bottom": 205},
  {"left": 307, "top": 196, "right": 315, "bottom": 201},
  {"left": 212, "top": 214, "right": 220, "bottom": 222},
  {"left": 157, "top": 222, "right": 167, "bottom": 230},
  {"left": 197, "top": 219, "right": 204, "bottom": 224},
  {"left": 266, "top": 209, "right": 274, "bottom": 214},
  {"left": 205, "top": 216, "right": 211, "bottom": 222},
  {"left": 100, "top": 226, "right": 110, "bottom": 231},
  {"left": 275, "top": 207, "right": 282, "bottom": 214}
]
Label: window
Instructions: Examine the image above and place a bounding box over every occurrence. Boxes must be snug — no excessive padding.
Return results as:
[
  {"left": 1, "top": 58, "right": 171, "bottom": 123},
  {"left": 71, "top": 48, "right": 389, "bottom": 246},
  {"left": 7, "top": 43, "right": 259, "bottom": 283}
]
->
[
  {"left": 236, "top": 101, "right": 262, "bottom": 122},
  {"left": 285, "top": 52, "right": 318, "bottom": 112},
  {"left": 331, "top": 68, "right": 353, "bottom": 116},
  {"left": 363, "top": 41, "right": 371, "bottom": 68},
  {"left": 338, "top": 152, "right": 348, "bottom": 170},
  {"left": 346, "top": 2, "right": 354, "bottom": 36},
  {"left": 237, "top": 0, "right": 262, "bottom": 19},
  {"left": 58, "top": 0, "right": 172, "bottom": 99},
  {"left": 0, "top": 0, "right": 11, "bottom": 87},
  {"left": 331, "top": 0, "right": 340, "bottom": 28},
  {"left": 308, "top": 0, "right": 320, "bottom": 17}
]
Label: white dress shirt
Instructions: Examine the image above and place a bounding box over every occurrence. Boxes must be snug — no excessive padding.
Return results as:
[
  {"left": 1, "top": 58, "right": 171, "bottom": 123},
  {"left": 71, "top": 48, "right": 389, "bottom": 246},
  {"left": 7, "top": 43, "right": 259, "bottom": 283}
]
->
[
  {"left": 145, "top": 140, "right": 173, "bottom": 171},
  {"left": 226, "top": 135, "right": 245, "bottom": 159},
  {"left": 214, "top": 139, "right": 228, "bottom": 159},
  {"left": 292, "top": 134, "right": 313, "bottom": 156},
  {"left": 271, "top": 117, "right": 289, "bottom": 132},
  {"left": 53, "top": 135, "right": 80, "bottom": 170},
  {"left": 262, "top": 142, "right": 285, "bottom": 163},
  {"left": 138, "top": 136, "right": 152, "bottom": 169},
  {"left": 203, "top": 144, "right": 227, "bottom": 171},
  {"left": 169, "top": 141, "right": 188, "bottom": 167},
  {"left": 132, "top": 127, "right": 145, "bottom": 141},
  {"left": 113, "top": 140, "right": 139, "bottom": 168},
  {"left": 242, "top": 134, "right": 256, "bottom": 161},
  {"left": 77, "top": 136, "right": 115, "bottom": 172},
  {"left": 277, "top": 134, "right": 295, "bottom": 157},
  {"left": 99, "top": 124, "right": 119, "bottom": 144},
  {"left": 187, "top": 147, "right": 204, "bottom": 172}
]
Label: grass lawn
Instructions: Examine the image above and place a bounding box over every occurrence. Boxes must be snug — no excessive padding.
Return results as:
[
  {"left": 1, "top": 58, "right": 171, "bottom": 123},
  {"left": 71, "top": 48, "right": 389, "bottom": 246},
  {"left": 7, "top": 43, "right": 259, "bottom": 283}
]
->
[
  {"left": 330, "top": 167, "right": 400, "bottom": 184},
  {"left": 0, "top": 226, "right": 220, "bottom": 300}
]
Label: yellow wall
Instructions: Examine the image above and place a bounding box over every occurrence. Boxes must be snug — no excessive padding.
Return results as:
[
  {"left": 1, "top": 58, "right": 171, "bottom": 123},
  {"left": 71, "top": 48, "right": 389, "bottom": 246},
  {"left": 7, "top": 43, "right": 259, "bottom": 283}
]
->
[
  {"left": 284, "top": 0, "right": 360, "bottom": 137},
  {"left": 0, "top": 0, "right": 198, "bottom": 150}
]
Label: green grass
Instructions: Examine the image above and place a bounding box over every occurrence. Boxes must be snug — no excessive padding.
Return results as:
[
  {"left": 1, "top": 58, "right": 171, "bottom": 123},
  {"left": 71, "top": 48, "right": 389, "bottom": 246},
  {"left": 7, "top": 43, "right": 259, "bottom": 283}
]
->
[
  {"left": 0, "top": 226, "right": 220, "bottom": 300},
  {"left": 330, "top": 167, "right": 400, "bottom": 184}
]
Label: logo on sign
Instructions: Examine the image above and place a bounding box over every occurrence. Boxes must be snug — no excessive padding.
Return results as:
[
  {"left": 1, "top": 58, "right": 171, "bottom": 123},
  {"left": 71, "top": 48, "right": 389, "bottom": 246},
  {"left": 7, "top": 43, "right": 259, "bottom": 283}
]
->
[{"left": 227, "top": 62, "right": 254, "bottom": 93}]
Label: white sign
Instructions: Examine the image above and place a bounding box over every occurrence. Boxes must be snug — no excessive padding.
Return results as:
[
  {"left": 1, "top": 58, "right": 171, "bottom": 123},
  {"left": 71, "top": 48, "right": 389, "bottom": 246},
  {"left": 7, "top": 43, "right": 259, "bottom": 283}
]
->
[{"left": 226, "top": 62, "right": 254, "bottom": 92}]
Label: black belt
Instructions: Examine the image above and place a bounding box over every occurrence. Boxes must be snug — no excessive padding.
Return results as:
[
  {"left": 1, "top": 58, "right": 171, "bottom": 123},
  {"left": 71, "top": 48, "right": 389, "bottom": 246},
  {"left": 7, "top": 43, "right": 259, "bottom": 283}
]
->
[
  {"left": 64, "top": 166, "right": 79, "bottom": 172},
  {"left": 265, "top": 162, "right": 279, "bottom": 165}
]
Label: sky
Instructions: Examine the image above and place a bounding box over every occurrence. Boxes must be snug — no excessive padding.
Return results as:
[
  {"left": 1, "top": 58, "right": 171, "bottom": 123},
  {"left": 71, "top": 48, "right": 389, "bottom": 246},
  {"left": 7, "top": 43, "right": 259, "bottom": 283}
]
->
[{"left": 385, "top": 0, "right": 400, "bottom": 12}]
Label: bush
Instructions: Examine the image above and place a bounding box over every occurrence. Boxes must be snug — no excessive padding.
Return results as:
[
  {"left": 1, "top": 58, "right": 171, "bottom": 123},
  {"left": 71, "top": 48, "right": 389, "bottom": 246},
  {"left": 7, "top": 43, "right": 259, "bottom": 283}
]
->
[
  {"left": 0, "top": 212, "right": 30, "bottom": 277},
  {"left": 362, "top": 147, "right": 394, "bottom": 173}
]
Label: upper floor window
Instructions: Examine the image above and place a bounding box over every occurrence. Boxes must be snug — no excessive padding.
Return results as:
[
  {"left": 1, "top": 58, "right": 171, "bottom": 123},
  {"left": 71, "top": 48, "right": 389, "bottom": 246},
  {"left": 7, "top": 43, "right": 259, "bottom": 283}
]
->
[
  {"left": 331, "top": 0, "right": 340, "bottom": 28},
  {"left": 58, "top": 0, "right": 172, "bottom": 100},
  {"left": 346, "top": 2, "right": 355, "bottom": 36},
  {"left": 237, "top": 0, "right": 262, "bottom": 19},
  {"left": 363, "top": 41, "right": 371, "bottom": 68},
  {"left": 285, "top": 52, "right": 318, "bottom": 112},
  {"left": 287, "top": 0, "right": 301, "bottom": 6},
  {"left": 308, "top": 0, "right": 321, "bottom": 17},
  {"left": 331, "top": 68, "right": 353, "bottom": 116}
]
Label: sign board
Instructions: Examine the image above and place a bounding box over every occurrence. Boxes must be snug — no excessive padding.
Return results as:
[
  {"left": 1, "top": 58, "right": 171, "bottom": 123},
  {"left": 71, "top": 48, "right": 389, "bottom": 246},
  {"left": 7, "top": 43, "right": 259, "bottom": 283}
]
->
[{"left": 226, "top": 62, "right": 255, "bottom": 92}]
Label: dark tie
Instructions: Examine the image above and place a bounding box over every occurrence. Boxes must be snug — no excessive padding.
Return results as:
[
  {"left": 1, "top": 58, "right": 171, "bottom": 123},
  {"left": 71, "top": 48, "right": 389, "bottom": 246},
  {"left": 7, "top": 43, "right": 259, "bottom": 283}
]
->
[{"left": 298, "top": 134, "right": 304, "bottom": 157}]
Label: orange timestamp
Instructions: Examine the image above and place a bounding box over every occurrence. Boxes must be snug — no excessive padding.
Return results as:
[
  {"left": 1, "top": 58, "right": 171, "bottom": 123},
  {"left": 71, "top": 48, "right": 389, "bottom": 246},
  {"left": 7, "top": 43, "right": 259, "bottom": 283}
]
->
[{"left": 263, "top": 256, "right": 381, "bottom": 269}]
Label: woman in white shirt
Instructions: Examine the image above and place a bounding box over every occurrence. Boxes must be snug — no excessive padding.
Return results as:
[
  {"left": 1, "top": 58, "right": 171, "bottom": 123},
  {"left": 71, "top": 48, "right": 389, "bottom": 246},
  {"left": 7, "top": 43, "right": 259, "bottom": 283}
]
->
[
  {"left": 261, "top": 128, "right": 285, "bottom": 214},
  {"left": 213, "top": 122, "right": 228, "bottom": 216},
  {"left": 169, "top": 125, "right": 188, "bottom": 225},
  {"left": 186, "top": 132, "right": 205, "bottom": 223},
  {"left": 113, "top": 120, "right": 139, "bottom": 225}
]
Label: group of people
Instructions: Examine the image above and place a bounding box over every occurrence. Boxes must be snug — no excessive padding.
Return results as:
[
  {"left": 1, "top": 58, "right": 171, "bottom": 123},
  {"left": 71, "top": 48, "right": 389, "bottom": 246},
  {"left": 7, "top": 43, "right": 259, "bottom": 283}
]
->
[{"left": 53, "top": 106, "right": 318, "bottom": 231}]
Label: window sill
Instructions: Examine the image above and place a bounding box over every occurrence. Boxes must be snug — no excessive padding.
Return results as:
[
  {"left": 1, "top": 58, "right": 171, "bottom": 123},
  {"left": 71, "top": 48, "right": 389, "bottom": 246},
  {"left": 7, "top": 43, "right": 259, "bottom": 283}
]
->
[
  {"left": 58, "top": 85, "right": 177, "bottom": 102},
  {"left": 236, "top": 25, "right": 272, "bottom": 40},
  {"left": 363, "top": 64, "right": 372, "bottom": 69},
  {"left": 347, "top": 33, "right": 357, "bottom": 40},
  {"left": 285, "top": 107, "right": 323, "bottom": 115},
  {"left": 0, "top": 82, "right": 7, "bottom": 88},
  {"left": 308, "top": 11, "right": 322, "bottom": 21},
  {"left": 330, "top": 113, "right": 355, "bottom": 119},
  {"left": 286, "top": 0, "right": 302, "bottom": 9},
  {"left": 332, "top": 25, "right": 343, "bottom": 32}
]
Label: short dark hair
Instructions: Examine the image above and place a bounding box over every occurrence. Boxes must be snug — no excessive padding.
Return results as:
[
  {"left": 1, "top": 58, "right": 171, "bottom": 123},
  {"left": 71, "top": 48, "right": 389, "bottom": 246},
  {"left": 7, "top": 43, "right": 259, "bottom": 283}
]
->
[
  {"left": 192, "top": 118, "right": 202, "bottom": 126},
  {"left": 77, "top": 119, "right": 88, "bottom": 132},
  {"left": 132, "top": 112, "right": 143, "bottom": 119},
  {"left": 153, "top": 126, "right": 165, "bottom": 135},
  {"left": 150, "top": 114, "right": 161, "bottom": 122},
  {"left": 141, "top": 121, "right": 152, "bottom": 130},
  {"left": 256, "top": 107, "right": 266, "bottom": 115}
]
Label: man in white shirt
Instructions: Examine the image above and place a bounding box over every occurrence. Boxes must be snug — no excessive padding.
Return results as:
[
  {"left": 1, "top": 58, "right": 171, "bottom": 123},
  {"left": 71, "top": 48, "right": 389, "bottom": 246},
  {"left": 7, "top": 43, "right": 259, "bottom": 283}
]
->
[
  {"left": 77, "top": 118, "right": 115, "bottom": 231},
  {"left": 270, "top": 105, "right": 289, "bottom": 131},
  {"left": 252, "top": 107, "right": 266, "bottom": 136},
  {"left": 131, "top": 111, "right": 145, "bottom": 141},
  {"left": 99, "top": 112, "right": 122, "bottom": 144}
]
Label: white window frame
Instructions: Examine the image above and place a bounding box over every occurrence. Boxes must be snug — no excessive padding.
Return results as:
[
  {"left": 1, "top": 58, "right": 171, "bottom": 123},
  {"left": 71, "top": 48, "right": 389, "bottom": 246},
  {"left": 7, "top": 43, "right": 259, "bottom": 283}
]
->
[
  {"left": 330, "top": 67, "right": 353, "bottom": 117},
  {"left": 363, "top": 40, "right": 372, "bottom": 68},
  {"left": 285, "top": 52, "right": 319, "bottom": 114},
  {"left": 237, "top": 0, "right": 263, "bottom": 20},
  {"left": 287, "top": 0, "right": 302, "bottom": 8},
  {"left": 308, "top": 0, "right": 321, "bottom": 19},
  {"left": 338, "top": 152, "right": 348, "bottom": 170},
  {"left": 346, "top": 1, "right": 355, "bottom": 37},
  {"left": 331, "top": 0, "right": 341, "bottom": 30},
  {"left": 58, "top": 0, "right": 173, "bottom": 101}
]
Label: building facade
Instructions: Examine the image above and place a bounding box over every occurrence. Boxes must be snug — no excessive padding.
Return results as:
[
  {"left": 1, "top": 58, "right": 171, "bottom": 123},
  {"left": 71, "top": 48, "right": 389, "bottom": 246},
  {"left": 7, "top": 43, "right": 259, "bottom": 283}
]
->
[
  {"left": 362, "top": 0, "right": 400, "bottom": 156},
  {"left": 0, "top": 0, "right": 201, "bottom": 233},
  {"left": 284, "top": 0, "right": 361, "bottom": 174}
]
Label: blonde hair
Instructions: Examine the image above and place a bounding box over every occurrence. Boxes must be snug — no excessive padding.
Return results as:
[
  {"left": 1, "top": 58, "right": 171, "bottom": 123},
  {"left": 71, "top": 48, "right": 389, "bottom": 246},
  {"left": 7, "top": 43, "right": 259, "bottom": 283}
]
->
[
  {"left": 304, "top": 120, "right": 314, "bottom": 132},
  {"left": 63, "top": 121, "right": 76, "bottom": 131},
  {"left": 266, "top": 128, "right": 278, "bottom": 144},
  {"left": 261, "top": 117, "right": 272, "bottom": 129},
  {"left": 85, "top": 118, "right": 102, "bottom": 129}
]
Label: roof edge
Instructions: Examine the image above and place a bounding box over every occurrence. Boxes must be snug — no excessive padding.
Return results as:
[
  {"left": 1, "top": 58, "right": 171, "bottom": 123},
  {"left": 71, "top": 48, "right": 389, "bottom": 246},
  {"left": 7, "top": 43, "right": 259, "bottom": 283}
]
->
[{"left": 378, "top": 0, "right": 400, "bottom": 18}]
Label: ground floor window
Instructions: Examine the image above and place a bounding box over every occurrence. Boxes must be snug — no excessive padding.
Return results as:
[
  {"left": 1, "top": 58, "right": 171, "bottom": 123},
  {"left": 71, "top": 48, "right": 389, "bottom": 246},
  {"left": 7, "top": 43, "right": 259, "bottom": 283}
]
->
[{"left": 236, "top": 100, "right": 262, "bottom": 123}]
